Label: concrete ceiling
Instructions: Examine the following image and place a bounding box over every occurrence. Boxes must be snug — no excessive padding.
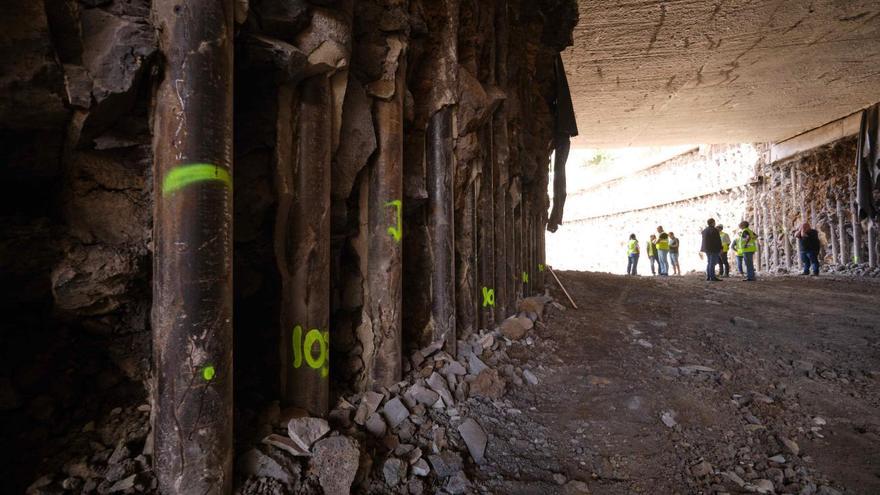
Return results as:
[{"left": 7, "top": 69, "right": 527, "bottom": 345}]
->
[{"left": 563, "top": 0, "right": 880, "bottom": 148}]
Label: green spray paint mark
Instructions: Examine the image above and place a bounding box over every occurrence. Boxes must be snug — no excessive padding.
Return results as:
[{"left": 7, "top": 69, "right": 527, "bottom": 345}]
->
[
  {"left": 538, "top": 263, "right": 545, "bottom": 272},
  {"left": 162, "top": 163, "right": 232, "bottom": 195},
  {"left": 481, "top": 287, "right": 495, "bottom": 307},
  {"left": 385, "top": 200, "right": 403, "bottom": 242},
  {"left": 292, "top": 325, "right": 329, "bottom": 378},
  {"left": 201, "top": 365, "right": 216, "bottom": 381},
  {"left": 522, "top": 271, "right": 529, "bottom": 283}
]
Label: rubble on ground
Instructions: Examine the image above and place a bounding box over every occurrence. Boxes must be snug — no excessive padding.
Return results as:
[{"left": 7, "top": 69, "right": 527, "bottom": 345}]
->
[{"left": 24, "top": 296, "right": 558, "bottom": 494}]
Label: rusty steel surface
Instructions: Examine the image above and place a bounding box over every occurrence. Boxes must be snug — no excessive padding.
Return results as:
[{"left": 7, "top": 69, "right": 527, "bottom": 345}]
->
[
  {"left": 427, "top": 106, "right": 456, "bottom": 354},
  {"left": 477, "top": 123, "right": 496, "bottom": 330},
  {"left": 365, "top": 64, "right": 405, "bottom": 389},
  {"left": 151, "top": 0, "right": 234, "bottom": 492},
  {"left": 284, "top": 76, "right": 333, "bottom": 415}
]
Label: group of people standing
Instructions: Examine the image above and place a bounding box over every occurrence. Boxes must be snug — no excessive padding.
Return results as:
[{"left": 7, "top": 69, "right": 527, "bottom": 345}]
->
[
  {"left": 626, "top": 226, "right": 680, "bottom": 276},
  {"left": 700, "top": 218, "right": 757, "bottom": 281},
  {"left": 626, "top": 218, "right": 825, "bottom": 280}
]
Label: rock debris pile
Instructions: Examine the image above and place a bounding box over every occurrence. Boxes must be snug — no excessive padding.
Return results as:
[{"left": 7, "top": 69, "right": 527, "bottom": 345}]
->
[{"left": 25, "top": 296, "right": 556, "bottom": 495}]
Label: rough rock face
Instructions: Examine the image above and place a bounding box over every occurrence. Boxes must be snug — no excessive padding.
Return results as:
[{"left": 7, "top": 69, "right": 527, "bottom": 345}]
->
[{"left": 0, "top": 0, "right": 578, "bottom": 490}]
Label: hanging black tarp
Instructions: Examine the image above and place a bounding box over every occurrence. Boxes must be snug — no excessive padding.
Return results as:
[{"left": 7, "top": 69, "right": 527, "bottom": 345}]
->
[
  {"left": 547, "top": 54, "right": 578, "bottom": 233},
  {"left": 856, "top": 103, "right": 880, "bottom": 220}
]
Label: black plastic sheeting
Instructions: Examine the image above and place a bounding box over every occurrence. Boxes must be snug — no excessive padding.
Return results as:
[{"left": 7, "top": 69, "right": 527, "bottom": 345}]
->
[
  {"left": 547, "top": 54, "right": 578, "bottom": 233},
  {"left": 856, "top": 103, "right": 880, "bottom": 220}
]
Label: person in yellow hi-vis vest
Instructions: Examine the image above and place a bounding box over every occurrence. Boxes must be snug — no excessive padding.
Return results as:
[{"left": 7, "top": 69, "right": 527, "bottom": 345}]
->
[
  {"left": 647, "top": 234, "right": 659, "bottom": 275},
  {"left": 733, "top": 232, "right": 745, "bottom": 276},
  {"left": 626, "top": 234, "right": 640, "bottom": 275},
  {"left": 738, "top": 220, "right": 758, "bottom": 281},
  {"left": 656, "top": 232, "right": 670, "bottom": 276},
  {"left": 717, "top": 224, "right": 731, "bottom": 278}
]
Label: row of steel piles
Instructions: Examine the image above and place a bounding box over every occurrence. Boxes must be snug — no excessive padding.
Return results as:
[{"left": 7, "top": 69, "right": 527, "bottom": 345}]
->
[{"left": 149, "top": 0, "right": 572, "bottom": 492}]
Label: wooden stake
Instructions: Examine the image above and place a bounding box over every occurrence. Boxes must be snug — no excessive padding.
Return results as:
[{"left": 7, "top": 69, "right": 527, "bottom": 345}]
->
[{"left": 548, "top": 267, "right": 577, "bottom": 309}]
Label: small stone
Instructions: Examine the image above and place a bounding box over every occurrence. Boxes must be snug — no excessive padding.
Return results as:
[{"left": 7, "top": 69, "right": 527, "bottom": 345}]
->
[
  {"left": 383, "top": 458, "right": 406, "bottom": 486},
  {"left": 427, "top": 451, "right": 462, "bottom": 478},
  {"left": 586, "top": 375, "right": 611, "bottom": 386},
  {"left": 309, "top": 436, "right": 361, "bottom": 495},
  {"left": 238, "top": 448, "right": 298, "bottom": 486},
  {"left": 768, "top": 454, "right": 786, "bottom": 463},
  {"left": 61, "top": 477, "right": 83, "bottom": 491},
  {"left": 467, "top": 353, "right": 489, "bottom": 375},
  {"left": 366, "top": 413, "right": 387, "bottom": 437},
  {"left": 445, "top": 361, "right": 467, "bottom": 375},
  {"left": 287, "top": 417, "right": 330, "bottom": 451},
  {"left": 443, "top": 471, "right": 471, "bottom": 494},
  {"left": 661, "top": 411, "right": 677, "bottom": 428},
  {"left": 553, "top": 473, "right": 567, "bottom": 485},
  {"left": 411, "top": 458, "right": 430, "bottom": 476},
  {"left": 562, "top": 480, "right": 591, "bottom": 494},
  {"left": 406, "top": 384, "right": 440, "bottom": 406},
  {"left": 263, "top": 433, "right": 310, "bottom": 456},
  {"left": 721, "top": 471, "right": 745, "bottom": 487},
  {"left": 426, "top": 372, "right": 455, "bottom": 406},
  {"left": 812, "top": 417, "right": 826, "bottom": 426},
  {"left": 779, "top": 436, "right": 800, "bottom": 456},
  {"left": 691, "top": 460, "right": 713, "bottom": 477},
  {"left": 355, "top": 391, "right": 384, "bottom": 425},
  {"left": 457, "top": 418, "right": 488, "bottom": 464},
  {"left": 107, "top": 474, "right": 137, "bottom": 493},
  {"left": 420, "top": 340, "right": 444, "bottom": 358},
  {"left": 383, "top": 397, "right": 410, "bottom": 429},
  {"left": 522, "top": 369, "right": 539, "bottom": 385},
  {"left": 753, "top": 478, "right": 775, "bottom": 494}
]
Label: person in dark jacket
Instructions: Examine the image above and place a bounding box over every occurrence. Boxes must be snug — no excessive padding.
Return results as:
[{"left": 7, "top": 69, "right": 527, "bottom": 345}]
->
[
  {"left": 796, "top": 222, "right": 821, "bottom": 276},
  {"left": 700, "top": 218, "right": 723, "bottom": 281}
]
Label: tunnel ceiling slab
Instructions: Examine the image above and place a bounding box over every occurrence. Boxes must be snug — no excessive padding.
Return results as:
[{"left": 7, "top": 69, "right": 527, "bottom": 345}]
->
[{"left": 564, "top": 0, "right": 880, "bottom": 147}]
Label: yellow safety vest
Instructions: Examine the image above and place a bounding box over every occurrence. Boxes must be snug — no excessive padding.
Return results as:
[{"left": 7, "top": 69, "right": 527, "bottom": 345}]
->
[
  {"left": 741, "top": 228, "right": 757, "bottom": 253},
  {"left": 627, "top": 239, "right": 639, "bottom": 255},
  {"left": 720, "top": 232, "right": 731, "bottom": 252},
  {"left": 646, "top": 241, "right": 657, "bottom": 256},
  {"left": 656, "top": 238, "right": 669, "bottom": 250},
  {"left": 733, "top": 236, "right": 744, "bottom": 256}
]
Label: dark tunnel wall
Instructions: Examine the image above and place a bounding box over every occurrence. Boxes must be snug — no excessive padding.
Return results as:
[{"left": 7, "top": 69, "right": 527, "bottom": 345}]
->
[{"left": 0, "top": 0, "right": 578, "bottom": 487}]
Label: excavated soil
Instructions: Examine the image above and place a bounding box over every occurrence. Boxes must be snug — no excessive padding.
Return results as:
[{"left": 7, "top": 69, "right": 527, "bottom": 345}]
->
[{"left": 475, "top": 271, "right": 880, "bottom": 494}]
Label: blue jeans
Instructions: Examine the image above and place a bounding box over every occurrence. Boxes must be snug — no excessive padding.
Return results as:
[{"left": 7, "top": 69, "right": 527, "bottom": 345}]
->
[
  {"left": 649, "top": 255, "right": 659, "bottom": 275},
  {"left": 658, "top": 250, "right": 669, "bottom": 276},
  {"left": 736, "top": 255, "right": 744, "bottom": 275},
  {"left": 744, "top": 251, "right": 756, "bottom": 280},
  {"left": 801, "top": 250, "right": 819, "bottom": 275},
  {"left": 627, "top": 253, "right": 639, "bottom": 275},
  {"left": 706, "top": 253, "right": 719, "bottom": 279}
]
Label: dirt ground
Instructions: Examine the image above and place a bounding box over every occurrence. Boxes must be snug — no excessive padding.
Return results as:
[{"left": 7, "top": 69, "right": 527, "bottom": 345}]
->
[{"left": 473, "top": 271, "right": 880, "bottom": 494}]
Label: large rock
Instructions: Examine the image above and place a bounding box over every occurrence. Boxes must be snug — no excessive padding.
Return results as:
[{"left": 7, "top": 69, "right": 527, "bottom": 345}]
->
[
  {"left": 287, "top": 417, "right": 330, "bottom": 451},
  {"left": 499, "top": 317, "right": 531, "bottom": 340},
  {"left": 51, "top": 244, "right": 139, "bottom": 316},
  {"left": 309, "top": 436, "right": 360, "bottom": 495},
  {"left": 237, "top": 448, "right": 300, "bottom": 488},
  {"left": 457, "top": 418, "right": 488, "bottom": 464},
  {"left": 468, "top": 369, "right": 506, "bottom": 399},
  {"left": 75, "top": 8, "right": 157, "bottom": 144}
]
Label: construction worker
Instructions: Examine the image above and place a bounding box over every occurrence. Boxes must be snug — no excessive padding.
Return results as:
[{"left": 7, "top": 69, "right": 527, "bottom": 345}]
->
[
  {"left": 656, "top": 232, "right": 670, "bottom": 276},
  {"left": 700, "top": 218, "right": 723, "bottom": 282},
  {"left": 796, "top": 222, "right": 821, "bottom": 276},
  {"left": 647, "top": 234, "right": 659, "bottom": 275},
  {"left": 739, "top": 220, "right": 758, "bottom": 281},
  {"left": 733, "top": 230, "right": 745, "bottom": 276},
  {"left": 626, "top": 233, "right": 640, "bottom": 275},
  {"left": 668, "top": 232, "right": 681, "bottom": 275},
  {"left": 717, "top": 224, "right": 731, "bottom": 278}
]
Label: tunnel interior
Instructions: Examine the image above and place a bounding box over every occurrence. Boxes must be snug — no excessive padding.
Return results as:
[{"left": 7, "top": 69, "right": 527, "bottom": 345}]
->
[{"left": 1, "top": 0, "right": 879, "bottom": 494}]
